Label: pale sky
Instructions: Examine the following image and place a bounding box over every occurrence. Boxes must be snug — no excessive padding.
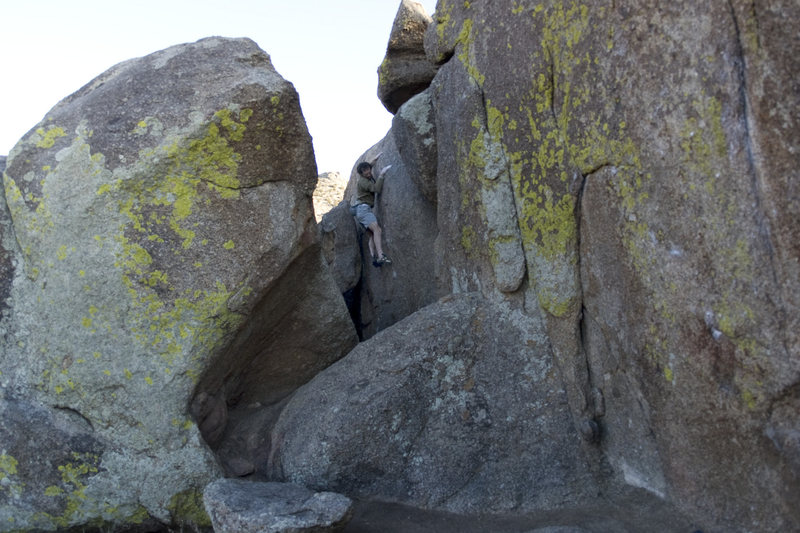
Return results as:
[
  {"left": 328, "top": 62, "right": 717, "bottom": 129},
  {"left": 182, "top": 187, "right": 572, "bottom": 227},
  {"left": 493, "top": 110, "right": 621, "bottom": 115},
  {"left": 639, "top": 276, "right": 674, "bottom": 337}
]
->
[{"left": 0, "top": 0, "right": 438, "bottom": 176}]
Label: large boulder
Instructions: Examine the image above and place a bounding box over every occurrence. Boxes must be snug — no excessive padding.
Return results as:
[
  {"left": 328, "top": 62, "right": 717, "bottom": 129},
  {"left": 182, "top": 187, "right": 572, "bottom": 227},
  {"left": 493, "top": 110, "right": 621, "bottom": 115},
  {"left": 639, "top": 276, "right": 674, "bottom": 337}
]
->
[
  {"left": 378, "top": 0, "right": 439, "bottom": 114},
  {"left": 314, "top": 1, "right": 798, "bottom": 531},
  {"left": 417, "top": 1, "right": 799, "bottom": 531},
  {"left": 269, "top": 293, "right": 601, "bottom": 514},
  {"left": 0, "top": 36, "right": 356, "bottom": 530}
]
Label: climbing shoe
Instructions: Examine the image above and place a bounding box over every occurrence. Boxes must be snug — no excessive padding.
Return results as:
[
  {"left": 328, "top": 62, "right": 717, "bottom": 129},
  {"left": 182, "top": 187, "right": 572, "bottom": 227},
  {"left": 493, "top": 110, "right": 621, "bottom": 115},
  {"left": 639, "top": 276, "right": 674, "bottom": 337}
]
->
[{"left": 379, "top": 254, "right": 392, "bottom": 265}]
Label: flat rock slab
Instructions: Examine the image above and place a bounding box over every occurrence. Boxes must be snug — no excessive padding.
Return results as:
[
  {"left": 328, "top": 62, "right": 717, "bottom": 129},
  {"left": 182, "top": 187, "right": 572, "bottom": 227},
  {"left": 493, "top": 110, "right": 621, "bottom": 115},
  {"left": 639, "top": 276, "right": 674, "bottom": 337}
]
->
[{"left": 203, "top": 479, "right": 353, "bottom": 533}]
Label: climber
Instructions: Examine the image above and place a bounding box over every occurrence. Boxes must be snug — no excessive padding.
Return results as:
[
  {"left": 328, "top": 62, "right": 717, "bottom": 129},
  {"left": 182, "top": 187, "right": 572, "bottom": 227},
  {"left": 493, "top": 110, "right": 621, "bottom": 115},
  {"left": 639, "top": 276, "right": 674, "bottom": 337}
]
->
[{"left": 350, "top": 152, "right": 392, "bottom": 267}]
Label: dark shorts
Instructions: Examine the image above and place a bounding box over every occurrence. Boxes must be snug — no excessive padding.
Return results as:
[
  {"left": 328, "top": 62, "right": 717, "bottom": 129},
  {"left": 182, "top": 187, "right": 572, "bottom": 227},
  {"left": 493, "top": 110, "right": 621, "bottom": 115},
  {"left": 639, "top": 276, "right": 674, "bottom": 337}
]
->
[{"left": 350, "top": 203, "right": 377, "bottom": 229}]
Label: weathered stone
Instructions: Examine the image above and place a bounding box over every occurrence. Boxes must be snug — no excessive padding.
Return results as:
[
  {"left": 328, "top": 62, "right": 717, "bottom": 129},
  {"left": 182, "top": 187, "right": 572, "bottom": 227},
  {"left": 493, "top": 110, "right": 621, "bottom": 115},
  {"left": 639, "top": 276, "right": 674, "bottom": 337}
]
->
[
  {"left": 0, "top": 155, "right": 16, "bottom": 324},
  {"left": 270, "top": 293, "right": 599, "bottom": 514},
  {"left": 0, "top": 394, "right": 104, "bottom": 527},
  {"left": 203, "top": 479, "right": 353, "bottom": 533},
  {"left": 412, "top": 1, "right": 800, "bottom": 531},
  {"left": 192, "top": 245, "right": 358, "bottom": 476},
  {"left": 391, "top": 89, "right": 437, "bottom": 204},
  {"left": 342, "top": 133, "right": 439, "bottom": 339},
  {"left": 320, "top": 203, "right": 361, "bottom": 295},
  {"left": 378, "top": 0, "right": 439, "bottom": 114},
  {"left": 0, "top": 36, "right": 356, "bottom": 530}
]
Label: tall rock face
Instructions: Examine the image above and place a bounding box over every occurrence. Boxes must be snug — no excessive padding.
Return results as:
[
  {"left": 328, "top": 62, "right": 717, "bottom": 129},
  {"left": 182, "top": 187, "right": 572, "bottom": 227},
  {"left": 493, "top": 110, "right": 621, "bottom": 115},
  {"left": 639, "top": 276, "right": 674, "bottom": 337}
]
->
[
  {"left": 424, "top": 2, "right": 799, "bottom": 530},
  {"left": 378, "top": 0, "right": 439, "bottom": 114},
  {"left": 0, "top": 37, "right": 356, "bottom": 531},
  {"left": 324, "top": 108, "right": 439, "bottom": 340},
  {"left": 285, "top": 1, "right": 799, "bottom": 531}
]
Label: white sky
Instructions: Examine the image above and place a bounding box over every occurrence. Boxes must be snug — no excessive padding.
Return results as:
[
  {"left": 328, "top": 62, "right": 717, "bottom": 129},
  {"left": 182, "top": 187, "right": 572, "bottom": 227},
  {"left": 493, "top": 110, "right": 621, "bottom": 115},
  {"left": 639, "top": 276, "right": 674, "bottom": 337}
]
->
[{"left": 0, "top": 0, "right": 438, "bottom": 176}]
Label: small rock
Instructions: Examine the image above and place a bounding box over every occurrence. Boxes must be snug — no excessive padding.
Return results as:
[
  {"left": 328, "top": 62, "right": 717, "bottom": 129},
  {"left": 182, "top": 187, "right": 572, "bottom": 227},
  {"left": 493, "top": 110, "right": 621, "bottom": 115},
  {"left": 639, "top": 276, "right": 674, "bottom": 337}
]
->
[
  {"left": 580, "top": 419, "right": 601, "bottom": 444},
  {"left": 378, "top": 0, "right": 439, "bottom": 113},
  {"left": 203, "top": 478, "right": 353, "bottom": 533}
]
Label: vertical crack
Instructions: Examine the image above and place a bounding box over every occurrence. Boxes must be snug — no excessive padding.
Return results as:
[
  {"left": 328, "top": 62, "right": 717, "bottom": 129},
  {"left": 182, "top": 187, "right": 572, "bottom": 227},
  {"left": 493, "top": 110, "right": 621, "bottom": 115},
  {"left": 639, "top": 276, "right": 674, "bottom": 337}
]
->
[{"left": 726, "top": 0, "right": 789, "bottom": 359}]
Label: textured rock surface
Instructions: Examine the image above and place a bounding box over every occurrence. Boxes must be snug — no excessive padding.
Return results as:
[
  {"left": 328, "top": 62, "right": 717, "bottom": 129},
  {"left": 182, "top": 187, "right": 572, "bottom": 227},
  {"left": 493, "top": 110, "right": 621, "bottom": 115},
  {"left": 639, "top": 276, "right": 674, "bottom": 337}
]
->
[
  {"left": 301, "top": 1, "right": 799, "bottom": 532},
  {"left": 378, "top": 0, "right": 439, "bottom": 114},
  {"left": 343, "top": 133, "right": 439, "bottom": 339},
  {"left": 270, "top": 293, "right": 599, "bottom": 513},
  {"left": 0, "top": 37, "right": 356, "bottom": 530},
  {"left": 0, "top": 156, "right": 14, "bottom": 324},
  {"left": 313, "top": 171, "right": 347, "bottom": 222},
  {"left": 392, "top": 90, "right": 438, "bottom": 204},
  {"left": 203, "top": 479, "right": 353, "bottom": 533},
  {"left": 320, "top": 204, "right": 361, "bottom": 296},
  {"left": 421, "top": 1, "right": 797, "bottom": 531}
]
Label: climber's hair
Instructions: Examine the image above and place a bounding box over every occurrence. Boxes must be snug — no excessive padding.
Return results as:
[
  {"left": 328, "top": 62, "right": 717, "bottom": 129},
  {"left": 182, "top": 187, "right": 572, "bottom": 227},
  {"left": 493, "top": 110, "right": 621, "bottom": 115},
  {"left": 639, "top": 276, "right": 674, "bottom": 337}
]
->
[{"left": 357, "top": 162, "right": 372, "bottom": 175}]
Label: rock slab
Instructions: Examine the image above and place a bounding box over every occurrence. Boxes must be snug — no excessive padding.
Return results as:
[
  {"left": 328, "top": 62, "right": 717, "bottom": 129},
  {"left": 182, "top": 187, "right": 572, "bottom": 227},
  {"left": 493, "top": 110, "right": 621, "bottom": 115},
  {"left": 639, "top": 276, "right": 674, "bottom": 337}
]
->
[
  {"left": 269, "top": 293, "right": 597, "bottom": 513},
  {"left": 203, "top": 479, "right": 353, "bottom": 533},
  {"left": 0, "top": 36, "right": 355, "bottom": 530}
]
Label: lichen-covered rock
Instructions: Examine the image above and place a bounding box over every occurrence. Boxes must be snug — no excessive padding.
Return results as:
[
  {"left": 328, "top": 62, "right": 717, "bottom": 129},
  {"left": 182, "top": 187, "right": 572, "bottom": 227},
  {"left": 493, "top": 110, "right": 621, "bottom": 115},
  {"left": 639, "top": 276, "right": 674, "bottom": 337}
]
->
[
  {"left": 203, "top": 479, "right": 353, "bottom": 533},
  {"left": 269, "top": 293, "right": 600, "bottom": 514},
  {"left": 378, "top": 0, "right": 439, "bottom": 114},
  {"left": 391, "top": 89, "right": 437, "bottom": 204},
  {"left": 413, "top": 1, "right": 799, "bottom": 531},
  {"left": 0, "top": 37, "right": 356, "bottom": 531},
  {"left": 0, "top": 156, "right": 15, "bottom": 324},
  {"left": 319, "top": 1, "right": 799, "bottom": 531}
]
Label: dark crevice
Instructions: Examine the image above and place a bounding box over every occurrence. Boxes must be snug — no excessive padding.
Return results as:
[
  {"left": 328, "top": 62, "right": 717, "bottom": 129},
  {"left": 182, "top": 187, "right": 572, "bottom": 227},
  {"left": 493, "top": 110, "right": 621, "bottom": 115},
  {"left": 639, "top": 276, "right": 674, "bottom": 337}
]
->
[
  {"left": 434, "top": 49, "right": 455, "bottom": 66},
  {"left": 573, "top": 169, "right": 597, "bottom": 429},
  {"left": 53, "top": 405, "right": 95, "bottom": 433},
  {"left": 544, "top": 46, "right": 559, "bottom": 125},
  {"left": 200, "top": 177, "right": 286, "bottom": 192},
  {"left": 581, "top": 163, "right": 613, "bottom": 181}
]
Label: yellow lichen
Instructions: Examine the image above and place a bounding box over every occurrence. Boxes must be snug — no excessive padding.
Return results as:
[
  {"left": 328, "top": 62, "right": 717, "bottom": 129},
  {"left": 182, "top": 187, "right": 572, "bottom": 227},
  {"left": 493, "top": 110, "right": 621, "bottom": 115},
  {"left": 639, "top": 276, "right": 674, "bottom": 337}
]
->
[{"left": 35, "top": 126, "right": 67, "bottom": 149}]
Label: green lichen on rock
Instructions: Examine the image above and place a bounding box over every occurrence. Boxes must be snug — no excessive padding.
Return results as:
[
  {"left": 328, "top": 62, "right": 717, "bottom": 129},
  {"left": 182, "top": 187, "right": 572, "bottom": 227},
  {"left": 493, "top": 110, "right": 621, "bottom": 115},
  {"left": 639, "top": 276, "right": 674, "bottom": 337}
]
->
[
  {"left": 0, "top": 454, "right": 22, "bottom": 499},
  {"left": 90, "top": 107, "right": 256, "bottom": 377},
  {"left": 167, "top": 489, "right": 212, "bottom": 529},
  {"left": 34, "top": 126, "right": 67, "bottom": 149},
  {"left": 30, "top": 452, "right": 101, "bottom": 529}
]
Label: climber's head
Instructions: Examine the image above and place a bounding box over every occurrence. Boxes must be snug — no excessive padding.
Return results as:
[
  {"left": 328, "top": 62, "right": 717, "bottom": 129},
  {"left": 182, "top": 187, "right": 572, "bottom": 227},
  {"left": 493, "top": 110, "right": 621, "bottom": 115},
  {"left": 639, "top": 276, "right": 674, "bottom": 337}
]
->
[{"left": 357, "top": 161, "right": 372, "bottom": 177}]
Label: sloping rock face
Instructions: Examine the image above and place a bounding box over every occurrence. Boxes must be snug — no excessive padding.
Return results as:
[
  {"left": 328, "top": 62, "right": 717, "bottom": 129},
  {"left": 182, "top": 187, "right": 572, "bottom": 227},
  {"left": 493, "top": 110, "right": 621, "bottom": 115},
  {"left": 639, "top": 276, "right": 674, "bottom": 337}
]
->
[
  {"left": 378, "top": 0, "right": 439, "bottom": 114},
  {"left": 0, "top": 37, "right": 356, "bottom": 530},
  {"left": 328, "top": 125, "right": 439, "bottom": 340},
  {"left": 270, "top": 293, "right": 599, "bottom": 514},
  {"left": 285, "top": 1, "right": 799, "bottom": 531}
]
